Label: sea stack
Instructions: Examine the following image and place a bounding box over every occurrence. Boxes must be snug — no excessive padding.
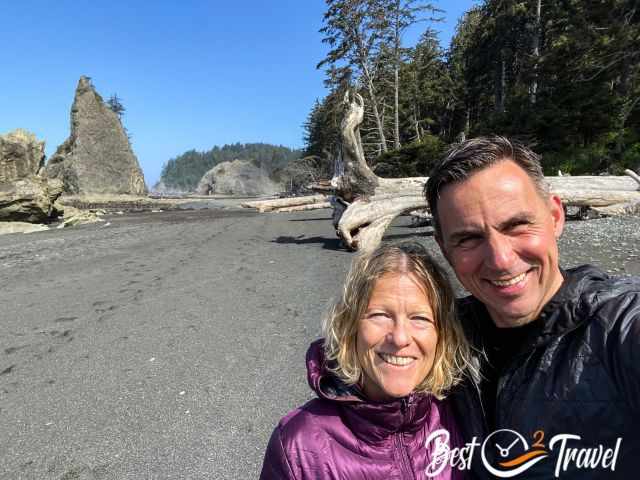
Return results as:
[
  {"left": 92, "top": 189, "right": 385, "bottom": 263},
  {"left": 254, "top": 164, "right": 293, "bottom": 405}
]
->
[
  {"left": 46, "top": 76, "right": 147, "bottom": 195},
  {"left": 196, "top": 159, "right": 280, "bottom": 196}
]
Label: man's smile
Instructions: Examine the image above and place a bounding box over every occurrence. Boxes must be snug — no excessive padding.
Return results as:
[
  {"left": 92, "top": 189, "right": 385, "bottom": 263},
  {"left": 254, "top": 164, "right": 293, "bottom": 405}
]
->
[{"left": 488, "top": 271, "right": 527, "bottom": 287}]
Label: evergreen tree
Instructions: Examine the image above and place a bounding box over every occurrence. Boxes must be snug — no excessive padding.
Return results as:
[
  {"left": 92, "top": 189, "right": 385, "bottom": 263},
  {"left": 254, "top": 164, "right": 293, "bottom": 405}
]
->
[
  {"left": 307, "top": 0, "right": 640, "bottom": 176},
  {"left": 106, "top": 94, "right": 126, "bottom": 119},
  {"left": 159, "top": 144, "right": 302, "bottom": 192}
]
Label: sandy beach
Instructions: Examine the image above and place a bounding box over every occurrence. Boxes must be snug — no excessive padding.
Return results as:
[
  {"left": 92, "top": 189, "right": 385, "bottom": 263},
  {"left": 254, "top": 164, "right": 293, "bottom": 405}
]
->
[{"left": 1, "top": 206, "right": 639, "bottom": 479}]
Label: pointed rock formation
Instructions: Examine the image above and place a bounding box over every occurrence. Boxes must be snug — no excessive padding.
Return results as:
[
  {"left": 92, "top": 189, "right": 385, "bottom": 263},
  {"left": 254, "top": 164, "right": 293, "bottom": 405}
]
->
[
  {"left": 46, "top": 76, "right": 147, "bottom": 195},
  {"left": 196, "top": 159, "right": 280, "bottom": 196}
]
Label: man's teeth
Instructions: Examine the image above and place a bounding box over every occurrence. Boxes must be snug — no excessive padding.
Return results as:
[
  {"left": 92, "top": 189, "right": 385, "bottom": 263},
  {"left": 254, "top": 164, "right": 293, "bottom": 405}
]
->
[
  {"left": 490, "top": 272, "right": 526, "bottom": 287},
  {"left": 379, "top": 353, "right": 414, "bottom": 366}
]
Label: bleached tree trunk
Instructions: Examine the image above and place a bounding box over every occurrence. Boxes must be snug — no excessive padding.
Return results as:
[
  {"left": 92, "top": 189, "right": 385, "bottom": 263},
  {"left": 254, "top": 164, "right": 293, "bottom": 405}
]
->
[
  {"left": 241, "top": 195, "right": 328, "bottom": 213},
  {"left": 530, "top": 0, "right": 541, "bottom": 104},
  {"left": 394, "top": 64, "right": 401, "bottom": 149},
  {"left": 392, "top": 4, "right": 402, "bottom": 151},
  {"left": 275, "top": 202, "right": 332, "bottom": 213},
  {"left": 358, "top": 46, "right": 389, "bottom": 154},
  {"left": 496, "top": 55, "right": 507, "bottom": 113}
]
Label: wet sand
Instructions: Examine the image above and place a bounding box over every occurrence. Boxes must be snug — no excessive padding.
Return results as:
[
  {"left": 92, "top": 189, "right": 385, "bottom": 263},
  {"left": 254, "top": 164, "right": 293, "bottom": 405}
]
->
[{"left": 0, "top": 207, "right": 638, "bottom": 479}]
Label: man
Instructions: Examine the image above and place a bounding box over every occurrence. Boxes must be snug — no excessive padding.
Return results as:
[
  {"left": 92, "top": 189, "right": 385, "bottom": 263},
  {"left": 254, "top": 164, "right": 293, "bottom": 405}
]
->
[{"left": 425, "top": 136, "right": 639, "bottom": 479}]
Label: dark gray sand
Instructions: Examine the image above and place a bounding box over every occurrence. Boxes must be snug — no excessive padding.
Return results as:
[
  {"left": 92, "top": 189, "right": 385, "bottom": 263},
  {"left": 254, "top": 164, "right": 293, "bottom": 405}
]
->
[{"left": 1, "top": 207, "right": 638, "bottom": 479}]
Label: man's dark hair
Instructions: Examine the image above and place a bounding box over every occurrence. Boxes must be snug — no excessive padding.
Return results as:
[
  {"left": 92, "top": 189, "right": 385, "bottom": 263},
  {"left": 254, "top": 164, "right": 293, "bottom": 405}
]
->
[{"left": 425, "top": 136, "right": 548, "bottom": 237}]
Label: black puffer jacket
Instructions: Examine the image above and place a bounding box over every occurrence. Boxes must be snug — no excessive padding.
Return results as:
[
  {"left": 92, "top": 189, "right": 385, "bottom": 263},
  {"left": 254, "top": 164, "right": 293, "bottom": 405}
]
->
[{"left": 453, "top": 265, "right": 640, "bottom": 479}]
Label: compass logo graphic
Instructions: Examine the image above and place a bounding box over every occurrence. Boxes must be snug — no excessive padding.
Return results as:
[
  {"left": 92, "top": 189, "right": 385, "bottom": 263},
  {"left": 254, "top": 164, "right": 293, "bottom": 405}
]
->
[{"left": 481, "top": 429, "right": 549, "bottom": 478}]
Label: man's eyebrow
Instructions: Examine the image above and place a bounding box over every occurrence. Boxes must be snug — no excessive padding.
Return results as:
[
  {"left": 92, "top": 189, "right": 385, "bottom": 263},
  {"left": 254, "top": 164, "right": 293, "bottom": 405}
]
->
[
  {"left": 446, "top": 212, "right": 536, "bottom": 243},
  {"left": 497, "top": 212, "right": 535, "bottom": 231},
  {"left": 447, "top": 227, "right": 483, "bottom": 243}
]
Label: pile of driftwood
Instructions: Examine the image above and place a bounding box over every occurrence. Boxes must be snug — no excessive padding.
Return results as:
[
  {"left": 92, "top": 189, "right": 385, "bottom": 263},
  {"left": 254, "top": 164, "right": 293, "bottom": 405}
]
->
[{"left": 243, "top": 92, "right": 640, "bottom": 253}]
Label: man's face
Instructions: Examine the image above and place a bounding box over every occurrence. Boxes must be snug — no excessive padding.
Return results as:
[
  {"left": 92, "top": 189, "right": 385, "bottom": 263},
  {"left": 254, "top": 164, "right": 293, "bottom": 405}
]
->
[{"left": 436, "top": 160, "right": 565, "bottom": 328}]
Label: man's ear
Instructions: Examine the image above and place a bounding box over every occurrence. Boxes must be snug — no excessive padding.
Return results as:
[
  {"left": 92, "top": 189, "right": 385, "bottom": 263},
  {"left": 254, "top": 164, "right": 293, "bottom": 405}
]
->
[{"left": 549, "top": 194, "right": 565, "bottom": 238}]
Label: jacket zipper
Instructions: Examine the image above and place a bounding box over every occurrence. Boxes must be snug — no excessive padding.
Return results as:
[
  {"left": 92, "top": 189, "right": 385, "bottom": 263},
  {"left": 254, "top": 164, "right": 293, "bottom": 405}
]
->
[{"left": 395, "top": 398, "right": 415, "bottom": 480}]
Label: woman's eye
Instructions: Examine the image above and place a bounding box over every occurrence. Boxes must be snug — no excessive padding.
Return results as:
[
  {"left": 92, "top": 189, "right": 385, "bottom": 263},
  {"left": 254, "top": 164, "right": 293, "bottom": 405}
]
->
[{"left": 411, "top": 316, "right": 434, "bottom": 327}]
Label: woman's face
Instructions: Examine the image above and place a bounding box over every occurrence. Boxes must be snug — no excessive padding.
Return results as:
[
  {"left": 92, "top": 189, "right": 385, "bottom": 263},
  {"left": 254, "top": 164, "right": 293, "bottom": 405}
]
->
[{"left": 356, "top": 272, "right": 438, "bottom": 402}]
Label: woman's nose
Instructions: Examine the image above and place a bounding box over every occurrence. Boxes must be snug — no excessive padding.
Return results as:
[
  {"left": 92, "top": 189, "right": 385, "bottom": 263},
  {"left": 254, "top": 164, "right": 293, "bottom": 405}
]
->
[{"left": 387, "top": 319, "right": 411, "bottom": 348}]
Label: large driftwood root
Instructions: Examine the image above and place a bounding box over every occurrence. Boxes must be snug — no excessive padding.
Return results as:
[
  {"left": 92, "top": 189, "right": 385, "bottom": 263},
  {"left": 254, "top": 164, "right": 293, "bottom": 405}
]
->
[
  {"left": 624, "top": 168, "right": 640, "bottom": 187},
  {"left": 244, "top": 87, "right": 640, "bottom": 252},
  {"left": 336, "top": 196, "right": 426, "bottom": 252},
  {"left": 330, "top": 90, "right": 640, "bottom": 251},
  {"left": 334, "top": 176, "right": 640, "bottom": 251}
]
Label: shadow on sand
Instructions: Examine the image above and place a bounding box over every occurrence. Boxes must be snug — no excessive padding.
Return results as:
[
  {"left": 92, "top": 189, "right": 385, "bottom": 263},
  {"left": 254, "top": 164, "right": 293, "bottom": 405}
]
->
[
  {"left": 272, "top": 229, "right": 432, "bottom": 252},
  {"left": 287, "top": 217, "right": 334, "bottom": 222},
  {"left": 272, "top": 235, "right": 346, "bottom": 251}
]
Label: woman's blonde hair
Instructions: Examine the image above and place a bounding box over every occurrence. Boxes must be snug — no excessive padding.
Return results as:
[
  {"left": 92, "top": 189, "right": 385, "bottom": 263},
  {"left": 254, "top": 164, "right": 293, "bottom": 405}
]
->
[{"left": 323, "top": 241, "right": 473, "bottom": 399}]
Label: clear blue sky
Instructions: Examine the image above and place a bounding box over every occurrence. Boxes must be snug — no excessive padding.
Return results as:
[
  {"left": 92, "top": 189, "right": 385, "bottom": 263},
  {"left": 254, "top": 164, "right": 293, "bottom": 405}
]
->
[{"left": 1, "top": 0, "right": 476, "bottom": 186}]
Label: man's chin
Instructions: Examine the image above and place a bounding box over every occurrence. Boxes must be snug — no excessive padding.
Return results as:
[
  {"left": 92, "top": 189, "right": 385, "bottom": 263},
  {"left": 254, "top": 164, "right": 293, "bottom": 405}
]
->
[{"left": 486, "top": 301, "right": 538, "bottom": 328}]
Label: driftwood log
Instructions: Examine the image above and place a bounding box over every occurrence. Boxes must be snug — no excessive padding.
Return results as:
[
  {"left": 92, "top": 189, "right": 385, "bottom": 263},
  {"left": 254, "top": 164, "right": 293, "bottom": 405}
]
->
[
  {"left": 243, "top": 91, "right": 640, "bottom": 253},
  {"left": 241, "top": 195, "right": 329, "bottom": 213},
  {"left": 325, "top": 92, "right": 640, "bottom": 253}
]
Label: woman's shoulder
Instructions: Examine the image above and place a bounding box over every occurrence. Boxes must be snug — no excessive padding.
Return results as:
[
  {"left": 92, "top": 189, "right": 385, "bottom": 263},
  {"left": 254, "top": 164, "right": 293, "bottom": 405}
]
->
[
  {"left": 260, "top": 399, "right": 354, "bottom": 479},
  {"left": 276, "top": 398, "right": 346, "bottom": 445}
]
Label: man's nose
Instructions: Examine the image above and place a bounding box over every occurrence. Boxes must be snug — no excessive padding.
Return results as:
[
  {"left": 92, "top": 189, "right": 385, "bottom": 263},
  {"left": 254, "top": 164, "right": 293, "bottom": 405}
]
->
[
  {"left": 387, "top": 319, "right": 411, "bottom": 347},
  {"left": 485, "top": 232, "right": 516, "bottom": 271}
]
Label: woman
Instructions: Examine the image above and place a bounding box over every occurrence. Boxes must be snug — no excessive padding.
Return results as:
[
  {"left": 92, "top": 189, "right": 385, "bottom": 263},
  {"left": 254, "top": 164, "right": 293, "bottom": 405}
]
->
[{"left": 260, "top": 242, "right": 473, "bottom": 479}]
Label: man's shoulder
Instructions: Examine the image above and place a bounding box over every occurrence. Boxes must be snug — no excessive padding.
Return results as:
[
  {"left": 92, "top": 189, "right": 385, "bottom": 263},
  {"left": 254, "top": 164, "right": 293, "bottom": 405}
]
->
[
  {"left": 562, "top": 266, "right": 640, "bottom": 353},
  {"left": 569, "top": 265, "right": 640, "bottom": 315},
  {"left": 567, "top": 264, "right": 640, "bottom": 296}
]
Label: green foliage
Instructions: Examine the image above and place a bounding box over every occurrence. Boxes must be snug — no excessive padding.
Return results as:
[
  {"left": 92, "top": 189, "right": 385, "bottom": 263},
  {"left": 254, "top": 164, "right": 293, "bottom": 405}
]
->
[
  {"left": 307, "top": 0, "right": 640, "bottom": 175},
  {"left": 621, "top": 143, "right": 640, "bottom": 172},
  {"left": 160, "top": 143, "right": 301, "bottom": 192},
  {"left": 275, "top": 155, "right": 334, "bottom": 194},
  {"left": 106, "top": 94, "right": 125, "bottom": 119},
  {"left": 542, "top": 144, "right": 612, "bottom": 176},
  {"left": 371, "top": 135, "right": 446, "bottom": 177}
]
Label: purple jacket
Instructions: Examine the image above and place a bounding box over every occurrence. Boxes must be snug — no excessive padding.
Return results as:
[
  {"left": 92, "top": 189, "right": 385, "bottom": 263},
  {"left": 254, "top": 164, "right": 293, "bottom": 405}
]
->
[{"left": 260, "top": 339, "right": 466, "bottom": 480}]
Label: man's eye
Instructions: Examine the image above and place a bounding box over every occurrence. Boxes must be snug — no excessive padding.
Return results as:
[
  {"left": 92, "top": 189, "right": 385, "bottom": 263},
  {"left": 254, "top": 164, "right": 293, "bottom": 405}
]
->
[
  {"left": 456, "top": 236, "right": 482, "bottom": 248},
  {"left": 511, "top": 220, "right": 531, "bottom": 229}
]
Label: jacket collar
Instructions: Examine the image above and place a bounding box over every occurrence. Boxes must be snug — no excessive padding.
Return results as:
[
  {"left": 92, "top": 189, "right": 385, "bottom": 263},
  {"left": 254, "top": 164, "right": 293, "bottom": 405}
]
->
[
  {"left": 460, "top": 264, "right": 610, "bottom": 351},
  {"left": 306, "top": 339, "right": 436, "bottom": 443}
]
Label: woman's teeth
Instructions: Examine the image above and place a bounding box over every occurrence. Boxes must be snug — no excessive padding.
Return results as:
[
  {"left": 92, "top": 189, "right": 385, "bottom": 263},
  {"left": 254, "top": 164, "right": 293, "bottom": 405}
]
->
[{"left": 379, "top": 353, "right": 414, "bottom": 366}]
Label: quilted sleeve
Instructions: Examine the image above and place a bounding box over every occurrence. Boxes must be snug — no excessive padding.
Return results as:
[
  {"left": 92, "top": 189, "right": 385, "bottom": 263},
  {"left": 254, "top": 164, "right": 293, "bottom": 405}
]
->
[
  {"left": 609, "top": 292, "right": 640, "bottom": 409},
  {"left": 259, "top": 425, "right": 297, "bottom": 480}
]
